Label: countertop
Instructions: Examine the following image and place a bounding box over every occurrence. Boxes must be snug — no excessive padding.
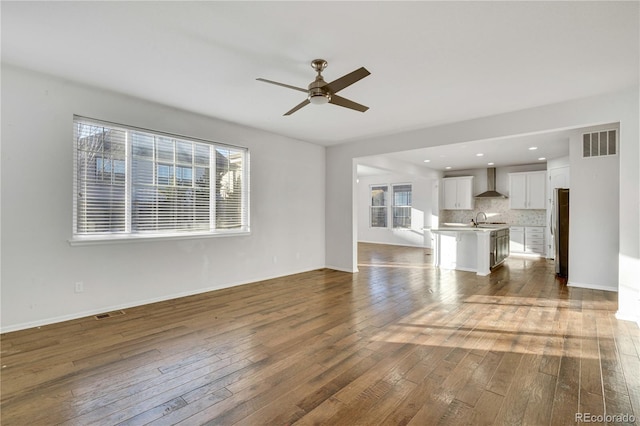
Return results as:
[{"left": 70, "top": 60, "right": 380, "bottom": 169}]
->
[{"left": 427, "top": 224, "right": 510, "bottom": 233}]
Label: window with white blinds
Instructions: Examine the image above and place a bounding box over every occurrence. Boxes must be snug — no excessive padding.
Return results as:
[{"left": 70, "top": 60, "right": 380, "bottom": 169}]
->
[
  {"left": 392, "top": 184, "right": 412, "bottom": 229},
  {"left": 370, "top": 185, "right": 388, "bottom": 228},
  {"left": 73, "top": 116, "right": 249, "bottom": 240}
]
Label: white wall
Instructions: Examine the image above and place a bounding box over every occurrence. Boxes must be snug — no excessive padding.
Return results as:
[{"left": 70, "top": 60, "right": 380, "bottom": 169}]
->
[
  {"left": 548, "top": 155, "right": 571, "bottom": 170},
  {"left": 568, "top": 124, "right": 620, "bottom": 291},
  {"left": 0, "top": 65, "right": 326, "bottom": 332},
  {"left": 357, "top": 173, "right": 435, "bottom": 248},
  {"left": 325, "top": 88, "right": 639, "bottom": 324}
]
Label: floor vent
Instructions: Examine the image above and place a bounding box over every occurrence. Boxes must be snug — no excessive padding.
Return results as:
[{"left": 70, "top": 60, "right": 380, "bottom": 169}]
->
[{"left": 95, "top": 310, "right": 126, "bottom": 320}]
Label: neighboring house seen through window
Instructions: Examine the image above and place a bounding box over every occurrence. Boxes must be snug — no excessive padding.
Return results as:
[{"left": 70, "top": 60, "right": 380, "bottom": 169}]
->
[
  {"left": 73, "top": 116, "right": 249, "bottom": 241},
  {"left": 370, "top": 185, "right": 388, "bottom": 228}
]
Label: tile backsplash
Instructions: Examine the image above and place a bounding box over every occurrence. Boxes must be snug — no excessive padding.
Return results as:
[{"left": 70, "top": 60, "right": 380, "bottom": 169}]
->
[{"left": 440, "top": 198, "right": 547, "bottom": 226}]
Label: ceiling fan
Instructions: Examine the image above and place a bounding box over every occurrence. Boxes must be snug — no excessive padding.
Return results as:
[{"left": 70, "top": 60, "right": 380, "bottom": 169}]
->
[{"left": 257, "top": 59, "right": 370, "bottom": 116}]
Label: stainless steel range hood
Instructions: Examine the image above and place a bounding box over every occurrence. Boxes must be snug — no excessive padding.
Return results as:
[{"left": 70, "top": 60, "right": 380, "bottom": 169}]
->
[{"left": 475, "top": 168, "right": 507, "bottom": 198}]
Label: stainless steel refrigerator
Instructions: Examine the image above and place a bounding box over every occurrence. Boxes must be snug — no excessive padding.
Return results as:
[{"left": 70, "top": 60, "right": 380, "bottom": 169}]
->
[{"left": 553, "top": 188, "right": 570, "bottom": 278}]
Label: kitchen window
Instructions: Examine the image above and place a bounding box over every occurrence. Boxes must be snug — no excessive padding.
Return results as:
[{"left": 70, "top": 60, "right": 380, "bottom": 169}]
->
[
  {"left": 370, "top": 185, "right": 388, "bottom": 228},
  {"left": 72, "top": 116, "right": 249, "bottom": 242},
  {"left": 392, "top": 184, "right": 412, "bottom": 229}
]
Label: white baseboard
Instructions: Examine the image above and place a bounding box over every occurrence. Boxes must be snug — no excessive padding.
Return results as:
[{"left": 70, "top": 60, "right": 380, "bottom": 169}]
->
[
  {"left": 567, "top": 281, "right": 618, "bottom": 292},
  {"left": 324, "top": 264, "right": 358, "bottom": 273}
]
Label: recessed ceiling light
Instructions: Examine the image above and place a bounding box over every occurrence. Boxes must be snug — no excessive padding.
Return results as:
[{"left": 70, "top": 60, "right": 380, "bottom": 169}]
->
[
  {"left": 529, "top": 146, "right": 538, "bottom": 150},
  {"left": 476, "top": 153, "right": 484, "bottom": 157},
  {"left": 423, "top": 159, "right": 431, "bottom": 163},
  {"left": 445, "top": 166, "right": 452, "bottom": 170},
  {"left": 488, "top": 162, "right": 495, "bottom": 166},
  {"left": 538, "top": 157, "right": 546, "bottom": 161}
]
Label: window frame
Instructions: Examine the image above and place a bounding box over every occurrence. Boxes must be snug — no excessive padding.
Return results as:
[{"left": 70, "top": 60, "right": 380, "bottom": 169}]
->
[{"left": 71, "top": 116, "right": 250, "bottom": 245}]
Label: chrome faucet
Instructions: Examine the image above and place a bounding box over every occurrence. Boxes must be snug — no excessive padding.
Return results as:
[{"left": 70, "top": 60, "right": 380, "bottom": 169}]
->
[{"left": 476, "top": 212, "right": 487, "bottom": 224}]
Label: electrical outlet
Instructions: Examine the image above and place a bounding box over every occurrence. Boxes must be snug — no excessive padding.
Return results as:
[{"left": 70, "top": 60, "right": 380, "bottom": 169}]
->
[{"left": 75, "top": 282, "right": 84, "bottom": 293}]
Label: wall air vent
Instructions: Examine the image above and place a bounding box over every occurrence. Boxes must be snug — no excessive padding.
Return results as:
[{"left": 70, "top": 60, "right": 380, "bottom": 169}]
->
[{"left": 583, "top": 129, "right": 617, "bottom": 158}]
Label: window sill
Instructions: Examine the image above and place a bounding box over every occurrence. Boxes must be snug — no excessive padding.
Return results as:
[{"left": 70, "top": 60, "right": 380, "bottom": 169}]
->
[{"left": 68, "top": 229, "right": 250, "bottom": 246}]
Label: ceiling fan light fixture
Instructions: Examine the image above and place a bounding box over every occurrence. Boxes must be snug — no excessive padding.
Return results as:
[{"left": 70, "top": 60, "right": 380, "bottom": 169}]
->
[{"left": 309, "top": 93, "right": 331, "bottom": 105}]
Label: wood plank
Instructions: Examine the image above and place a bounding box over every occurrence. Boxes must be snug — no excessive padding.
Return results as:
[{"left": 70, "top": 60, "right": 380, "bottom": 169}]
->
[
  {"left": 521, "top": 371, "right": 557, "bottom": 425},
  {"left": 467, "top": 390, "right": 504, "bottom": 426},
  {"left": 492, "top": 354, "right": 542, "bottom": 424},
  {"left": 401, "top": 378, "right": 457, "bottom": 426},
  {"left": 550, "top": 306, "right": 583, "bottom": 425},
  {"left": 618, "top": 352, "right": 640, "bottom": 420},
  {"left": 486, "top": 351, "right": 523, "bottom": 396},
  {"left": 455, "top": 350, "right": 503, "bottom": 407},
  {"left": 352, "top": 378, "right": 417, "bottom": 425}
]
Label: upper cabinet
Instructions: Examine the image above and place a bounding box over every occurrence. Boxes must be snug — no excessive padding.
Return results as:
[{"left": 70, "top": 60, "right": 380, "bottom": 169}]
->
[
  {"left": 442, "top": 176, "right": 474, "bottom": 210},
  {"left": 509, "top": 171, "right": 546, "bottom": 209}
]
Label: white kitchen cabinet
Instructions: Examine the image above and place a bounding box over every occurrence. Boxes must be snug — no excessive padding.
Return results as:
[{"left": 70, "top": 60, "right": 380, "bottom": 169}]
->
[
  {"left": 442, "top": 176, "right": 474, "bottom": 210},
  {"left": 510, "top": 226, "right": 546, "bottom": 256},
  {"left": 525, "top": 226, "right": 546, "bottom": 255},
  {"left": 510, "top": 226, "right": 525, "bottom": 253},
  {"left": 509, "top": 171, "right": 546, "bottom": 209}
]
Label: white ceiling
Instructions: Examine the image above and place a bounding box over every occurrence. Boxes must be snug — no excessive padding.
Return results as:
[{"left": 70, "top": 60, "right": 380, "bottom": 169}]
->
[
  {"left": 2, "top": 1, "right": 638, "bottom": 167},
  {"left": 383, "top": 129, "right": 574, "bottom": 172}
]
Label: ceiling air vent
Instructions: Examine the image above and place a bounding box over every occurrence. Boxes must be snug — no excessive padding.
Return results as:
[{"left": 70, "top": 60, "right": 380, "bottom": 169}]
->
[{"left": 583, "top": 129, "right": 617, "bottom": 158}]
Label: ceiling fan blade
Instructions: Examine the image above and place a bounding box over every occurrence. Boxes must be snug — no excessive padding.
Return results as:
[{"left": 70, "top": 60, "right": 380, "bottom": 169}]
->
[
  {"left": 256, "top": 78, "right": 307, "bottom": 93},
  {"left": 323, "top": 67, "right": 370, "bottom": 94},
  {"left": 329, "top": 94, "right": 369, "bottom": 113},
  {"left": 284, "top": 99, "right": 310, "bottom": 116}
]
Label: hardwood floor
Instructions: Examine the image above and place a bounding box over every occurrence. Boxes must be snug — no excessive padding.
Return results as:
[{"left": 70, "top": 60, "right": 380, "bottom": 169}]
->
[{"left": 2, "top": 243, "right": 639, "bottom": 425}]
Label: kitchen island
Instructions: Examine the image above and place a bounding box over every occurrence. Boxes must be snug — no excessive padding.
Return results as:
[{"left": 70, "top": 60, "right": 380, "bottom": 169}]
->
[{"left": 429, "top": 225, "right": 510, "bottom": 275}]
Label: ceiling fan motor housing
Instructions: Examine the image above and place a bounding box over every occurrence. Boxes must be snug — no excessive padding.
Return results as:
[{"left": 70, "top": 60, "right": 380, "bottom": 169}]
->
[{"left": 308, "top": 78, "right": 331, "bottom": 104}]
